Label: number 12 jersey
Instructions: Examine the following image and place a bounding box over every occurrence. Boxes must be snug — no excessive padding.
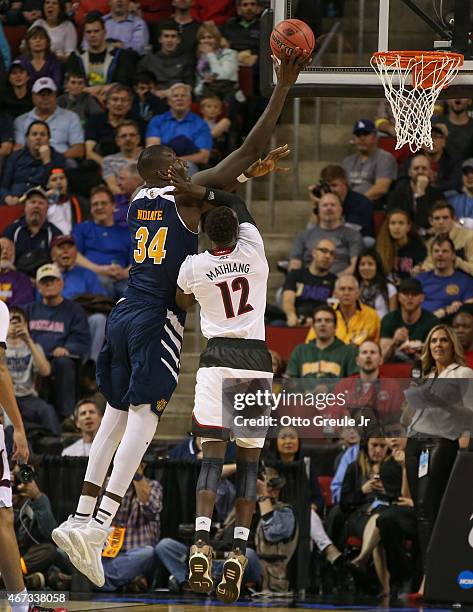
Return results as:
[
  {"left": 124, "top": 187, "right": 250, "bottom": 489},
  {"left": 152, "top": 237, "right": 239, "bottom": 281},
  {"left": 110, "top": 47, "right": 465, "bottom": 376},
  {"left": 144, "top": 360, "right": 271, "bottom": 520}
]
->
[{"left": 177, "top": 223, "right": 269, "bottom": 340}]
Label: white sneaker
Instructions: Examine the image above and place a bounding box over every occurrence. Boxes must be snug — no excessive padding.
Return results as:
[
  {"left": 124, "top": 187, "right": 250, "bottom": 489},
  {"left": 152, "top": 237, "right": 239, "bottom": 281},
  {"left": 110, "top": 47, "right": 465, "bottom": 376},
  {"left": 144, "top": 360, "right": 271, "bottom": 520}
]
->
[
  {"left": 69, "top": 521, "right": 109, "bottom": 587},
  {"left": 52, "top": 516, "right": 87, "bottom": 571}
]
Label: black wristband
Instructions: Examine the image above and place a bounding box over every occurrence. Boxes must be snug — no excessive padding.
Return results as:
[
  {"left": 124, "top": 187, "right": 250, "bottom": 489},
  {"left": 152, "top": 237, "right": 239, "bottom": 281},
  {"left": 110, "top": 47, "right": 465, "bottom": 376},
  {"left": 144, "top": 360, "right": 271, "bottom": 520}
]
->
[{"left": 204, "top": 188, "right": 216, "bottom": 202}]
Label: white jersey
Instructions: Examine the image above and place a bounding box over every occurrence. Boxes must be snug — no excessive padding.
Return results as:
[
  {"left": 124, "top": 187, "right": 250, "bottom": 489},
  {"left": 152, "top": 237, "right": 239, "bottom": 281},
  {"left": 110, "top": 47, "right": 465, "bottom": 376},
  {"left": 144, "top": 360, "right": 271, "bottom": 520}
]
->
[
  {"left": 0, "top": 301, "right": 8, "bottom": 348},
  {"left": 177, "top": 223, "right": 269, "bottom": 340}
]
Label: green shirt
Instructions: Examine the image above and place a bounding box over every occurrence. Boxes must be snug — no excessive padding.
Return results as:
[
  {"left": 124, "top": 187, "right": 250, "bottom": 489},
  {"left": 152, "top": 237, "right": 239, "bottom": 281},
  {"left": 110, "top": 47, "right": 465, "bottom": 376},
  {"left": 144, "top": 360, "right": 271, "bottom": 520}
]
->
[
  {"left": 286, "top": 337, "right": 358, "bottom": 379},
  {"left": 380, "top": 308, "right": 439, "bottom": 341}
]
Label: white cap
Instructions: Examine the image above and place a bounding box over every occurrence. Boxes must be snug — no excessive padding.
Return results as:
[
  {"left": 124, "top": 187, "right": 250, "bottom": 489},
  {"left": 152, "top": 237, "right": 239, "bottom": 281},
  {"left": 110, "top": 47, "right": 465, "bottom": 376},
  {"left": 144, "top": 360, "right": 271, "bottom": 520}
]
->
[{"left": 32, "top": 77, "right": 57, "bottom": 93}]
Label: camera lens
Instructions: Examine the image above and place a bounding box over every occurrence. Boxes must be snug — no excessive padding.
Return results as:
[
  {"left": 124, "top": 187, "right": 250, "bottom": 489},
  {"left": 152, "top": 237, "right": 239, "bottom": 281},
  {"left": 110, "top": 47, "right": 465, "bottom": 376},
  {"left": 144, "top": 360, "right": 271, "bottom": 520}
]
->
[{"left": 17, "top": 464, "right": 34, "bottom": 484}]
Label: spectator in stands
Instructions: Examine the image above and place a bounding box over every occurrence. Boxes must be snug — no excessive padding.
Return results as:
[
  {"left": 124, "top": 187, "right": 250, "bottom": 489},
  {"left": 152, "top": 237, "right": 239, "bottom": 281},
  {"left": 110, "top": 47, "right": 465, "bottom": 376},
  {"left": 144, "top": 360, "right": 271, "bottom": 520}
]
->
[
  {"left": 18, "top": 26, "right": 62, "bottom": 90},
  {"left": 32, "top": 0, "right": 78, "bottom": 60},
  {"left": 0, "top": 20, "right": 11, "bottom": 75},
  {"left": 51, "top": 234, "right": 107, "bottom": 363},
  {"left": 354, "top": 249, "right": 397, "bottom": 319},
  {"left": 306, "top": 275, "right": 380, "bottom": 346},
  {"left": 332, "top": 341, "right": 404, "bottom": 428},
  {"left": 102, "top": 0, "right": 149, "bottom": 56},
  {"left": 0, "top": 60, "right": 33, "bottom": 119},
  {"left": 220, "top": 0, "right": 260, "bottom": 58},
  {"left": 146, "top": 83, "right": 212, "bottom": 173},
  {"left": 434, "top": 98, "right": 473, "bottom": 161},
  {"left": 421, "top": 124, "right": 462, "bottom": 194},
  {"left": 132, "top": 71, "right": 168, "bottom": 123},
  {"left": 416, "top": 236, "right": 473, "bottom": 318},
  {"left": 0, "top": 238, "right": 35, "bottom": 307},
  {"left": 138, "top": 22, "right": 194, "bottom": 94},
  {"left": 3, "top": 187, "right": 62, "bottom": 276},
  {"left": 114, "top": 162, "right": 143, "bottom": 226},
  {"left": 289, "top": 192, "right": 364, "bottom": 274},
  {"left": 0, "top": 107, "right": 14, "bottom": 175},
  {"left": 15, "top": 78, "right": 85, "bottom": 160},
  {"left": 416, "top": 201, "right": 473, "bottom": 277},
  {"left": 448, "top": 158, "right": 473, "bottom": 224},
  {"left": 45, "top": 167, "right": 89, "bottom": 234},
  {"left": 57, "top": 72, "right": 103, "bottom": 125},
  {"left": 387, "top": 154, "right": 444, "bottom": 232},
  {"left": 65, "top": 12, "right": 136, "bottom": 94},
  {"left": 286, "top": 304, "right": 357, "bottom": 379},
  {"left": 25, "top": 262, "right": 90, "bottom": 422},
  {"left": 194, "top": 23, "right": 239, "bottom": 101},
  {"left": 453, "top": 309, "right": 473, "bottom": 368},
  {"left": 191, "top": 0, "right": 235, "bottom": 26},
  {"left": 72, "top": 185, "right": 131, "bottom": 298},
  {"left": 376, "top": 209, "right": 427, "bottom": 285},
  {"left": 342, "top": 119, "right": 397, "bottom": 205},
  {"left": 71, "top": 0, "right": 110, "bottom": 26},
  {"left": 380, "top": 278, "right": 438, "bottom": 363},
  {"left": 282, "top": 238, "right": 337, "bottom": 327},
  {"left": 1, "top": 120, "right": 66, "bottom": 204},
  {"left": 168, "top": 0, "right": 201, "bottom": 55},
  {"left": 103, "top": 120, "right": 143, "bottom": 195},
  {"left": 199, "top": 96, "right": 232, "bottom": 162},
  {"left": 341, "top": 434, "right": 402, "bottom": 596},
  {"left": 309, "top": 164, "right": 374, "bottom": 239},
  {"left": 62, "top": 398, "right": 102, "bottom": 456},
  {"left": 85, "top": 84, "right": 142, "bottom": 167},
  {"left": 6, "top": 305, "right": 60, "bottom": 435}
]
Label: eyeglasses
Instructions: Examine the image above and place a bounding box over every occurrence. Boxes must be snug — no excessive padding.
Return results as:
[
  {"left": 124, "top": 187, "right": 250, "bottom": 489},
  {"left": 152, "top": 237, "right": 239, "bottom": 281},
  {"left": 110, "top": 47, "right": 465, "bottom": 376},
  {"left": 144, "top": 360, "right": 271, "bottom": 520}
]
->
[{"left": 316, "top": 247, "right": 336, "bottom": 256}]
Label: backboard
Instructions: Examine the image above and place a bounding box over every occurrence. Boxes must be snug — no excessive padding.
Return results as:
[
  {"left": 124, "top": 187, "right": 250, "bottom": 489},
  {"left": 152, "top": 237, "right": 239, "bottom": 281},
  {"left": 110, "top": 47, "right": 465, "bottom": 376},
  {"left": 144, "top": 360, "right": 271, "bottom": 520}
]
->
[{"left": 260, "top": 0, "right": 473, "bottom": 98}]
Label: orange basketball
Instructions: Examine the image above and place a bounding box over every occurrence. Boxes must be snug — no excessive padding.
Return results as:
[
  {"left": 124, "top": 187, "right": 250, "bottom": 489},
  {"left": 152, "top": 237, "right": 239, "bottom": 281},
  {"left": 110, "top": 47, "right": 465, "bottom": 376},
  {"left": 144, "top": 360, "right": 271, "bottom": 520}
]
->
[{"left": 270, "top": 19, "right": 315, "bottom": 59}]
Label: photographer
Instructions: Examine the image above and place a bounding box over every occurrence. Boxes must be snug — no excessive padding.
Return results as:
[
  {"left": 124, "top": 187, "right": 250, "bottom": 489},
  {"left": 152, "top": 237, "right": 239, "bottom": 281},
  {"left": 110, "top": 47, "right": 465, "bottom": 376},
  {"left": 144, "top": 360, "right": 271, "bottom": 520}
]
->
[
  {"left": 11, "top": 463, "right": 65, "bottom": 589},
  {"left": 308, "top": 165, "right": 374, "bottom": 239}
]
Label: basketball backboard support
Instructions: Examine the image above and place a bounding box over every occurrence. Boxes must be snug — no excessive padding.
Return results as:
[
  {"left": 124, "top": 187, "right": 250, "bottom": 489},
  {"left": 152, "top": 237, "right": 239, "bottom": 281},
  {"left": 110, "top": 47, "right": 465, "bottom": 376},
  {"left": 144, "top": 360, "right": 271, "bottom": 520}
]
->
[{"left": 260, "top": 0, "right": 473, "bottom": 98}]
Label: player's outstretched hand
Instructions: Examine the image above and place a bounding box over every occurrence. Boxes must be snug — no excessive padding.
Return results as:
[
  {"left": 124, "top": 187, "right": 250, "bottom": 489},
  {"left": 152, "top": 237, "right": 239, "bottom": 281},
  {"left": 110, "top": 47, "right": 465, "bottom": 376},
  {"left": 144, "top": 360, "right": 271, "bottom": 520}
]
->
[
  {"left": 273, "top": 48, "right": 311, "bottom": 88},
  {"left": 245, "top": 144, "right": 291, "bottom": 179}
]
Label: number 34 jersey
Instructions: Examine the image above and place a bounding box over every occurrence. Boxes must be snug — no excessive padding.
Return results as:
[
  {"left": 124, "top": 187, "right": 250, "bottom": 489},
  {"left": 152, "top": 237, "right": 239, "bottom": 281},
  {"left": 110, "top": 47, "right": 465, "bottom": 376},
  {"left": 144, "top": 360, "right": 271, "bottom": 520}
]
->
[
  {"left": 126, "top": 186, "right": 199, "bottom": 303},
  {"left": 177, "top": 222, "right": 269, "bottom": 340}
]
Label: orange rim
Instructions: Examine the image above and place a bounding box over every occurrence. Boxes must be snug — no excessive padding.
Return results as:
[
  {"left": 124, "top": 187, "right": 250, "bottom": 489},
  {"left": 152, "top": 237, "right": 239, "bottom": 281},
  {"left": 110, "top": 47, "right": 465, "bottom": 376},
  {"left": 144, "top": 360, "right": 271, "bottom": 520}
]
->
[{"left": 372, "top": 50, "right": 464, "bottom": 69}]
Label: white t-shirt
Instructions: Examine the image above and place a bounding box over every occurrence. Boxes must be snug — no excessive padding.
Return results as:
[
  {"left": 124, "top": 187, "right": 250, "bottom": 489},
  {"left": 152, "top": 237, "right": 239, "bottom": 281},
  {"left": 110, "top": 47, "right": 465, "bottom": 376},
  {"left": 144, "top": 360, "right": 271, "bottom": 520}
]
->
[
  {"left": 177, "top": 223, "right": 269, "bottom": 340},
  {"left": 0, "top": 301, "right": 9, "bottom": 347},
  {"left": 32, "top": 19, "right": 78, "bottom": 55},
  {"left": 61, "top": 438, "right": 92, "bottom": 457}
]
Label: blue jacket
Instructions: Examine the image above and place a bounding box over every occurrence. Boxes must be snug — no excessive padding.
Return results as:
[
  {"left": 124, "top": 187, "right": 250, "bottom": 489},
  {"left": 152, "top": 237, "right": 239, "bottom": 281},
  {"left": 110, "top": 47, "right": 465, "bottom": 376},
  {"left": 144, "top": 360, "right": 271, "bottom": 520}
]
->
[
  {"left": 61, "top": 265, "right": 106, "bottom": 299},
  {"left": 0, "top": 147, "right": 66, "bottom": 199}
]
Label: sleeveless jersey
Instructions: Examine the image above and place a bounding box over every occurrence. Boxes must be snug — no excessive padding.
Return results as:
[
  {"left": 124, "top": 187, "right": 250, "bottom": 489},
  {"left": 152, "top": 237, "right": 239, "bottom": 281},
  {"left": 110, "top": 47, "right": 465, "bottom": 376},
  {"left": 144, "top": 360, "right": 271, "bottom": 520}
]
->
[
  {"left": 125, "top": 186, "right": 199, "bottom": 303},
  {"left": 177, "top": 223, "right": 269, "bottom": 340}
]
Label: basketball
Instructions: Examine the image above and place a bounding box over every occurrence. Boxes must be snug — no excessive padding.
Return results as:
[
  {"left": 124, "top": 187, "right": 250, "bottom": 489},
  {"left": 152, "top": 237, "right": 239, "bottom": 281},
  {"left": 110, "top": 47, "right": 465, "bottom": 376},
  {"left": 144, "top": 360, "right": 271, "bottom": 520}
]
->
[{"left": 270, "top": 19, "right": 315, "bottom": 59}]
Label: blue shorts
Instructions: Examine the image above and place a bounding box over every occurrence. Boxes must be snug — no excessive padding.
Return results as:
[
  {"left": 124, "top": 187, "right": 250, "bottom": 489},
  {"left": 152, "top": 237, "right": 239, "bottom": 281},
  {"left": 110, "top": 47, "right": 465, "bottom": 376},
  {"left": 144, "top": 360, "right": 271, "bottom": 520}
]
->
[{"left": 96, "top": 297, "right": 184, "bottom": 415}]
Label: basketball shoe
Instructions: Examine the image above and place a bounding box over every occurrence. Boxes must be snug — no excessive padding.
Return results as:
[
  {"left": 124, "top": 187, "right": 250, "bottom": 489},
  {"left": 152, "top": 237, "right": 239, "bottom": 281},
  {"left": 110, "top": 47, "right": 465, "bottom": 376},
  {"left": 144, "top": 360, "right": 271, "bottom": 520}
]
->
[
  {"left": 188, "top": 541, "right": 214, "bottom": 594},
  {"left": 69, "top": 521, "right": 110, "bottom": 587},
  {"left": 216, "top": 549, "right": 248, "bottom": 603},
  {"left": 51, "top": 515, "right": 87, "bottom": 570}
]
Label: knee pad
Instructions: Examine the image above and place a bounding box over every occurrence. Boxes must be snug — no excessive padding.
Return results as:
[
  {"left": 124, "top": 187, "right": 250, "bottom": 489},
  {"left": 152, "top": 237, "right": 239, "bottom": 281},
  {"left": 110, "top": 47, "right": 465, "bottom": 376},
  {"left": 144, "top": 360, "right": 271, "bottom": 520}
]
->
[
  {"left": 196, "top": 457, "right": 224, "bottom": 493},
  {"left": 235, "top": 461, "right": 259, "bottom": 501}
]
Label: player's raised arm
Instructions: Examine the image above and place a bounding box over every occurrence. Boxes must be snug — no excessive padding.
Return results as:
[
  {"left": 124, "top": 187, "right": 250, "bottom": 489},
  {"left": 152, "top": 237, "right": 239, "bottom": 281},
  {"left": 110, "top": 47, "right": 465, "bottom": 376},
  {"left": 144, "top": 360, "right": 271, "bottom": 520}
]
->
[{"left": 191, "top": 52, "right": 309, "bottom": 189}]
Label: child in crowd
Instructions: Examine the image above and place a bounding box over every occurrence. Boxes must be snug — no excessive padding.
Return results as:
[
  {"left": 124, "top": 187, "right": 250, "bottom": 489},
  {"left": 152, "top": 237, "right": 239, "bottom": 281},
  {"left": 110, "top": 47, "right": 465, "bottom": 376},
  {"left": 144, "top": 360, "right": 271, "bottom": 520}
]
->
[
  {"left": 57, "top": 72, "right": 103, "bottom": 125},
  {"left": 200, "top": 95, "right": 231, "bottom": 162}
]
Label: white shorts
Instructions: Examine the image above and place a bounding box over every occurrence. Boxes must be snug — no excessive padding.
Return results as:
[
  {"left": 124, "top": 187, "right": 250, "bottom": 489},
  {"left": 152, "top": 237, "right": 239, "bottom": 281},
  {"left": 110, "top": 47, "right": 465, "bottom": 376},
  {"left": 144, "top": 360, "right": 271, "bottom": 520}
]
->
[
  {"left": 0, "top": 425, "right": 12, "bottom": 508},
  {"left": 193, "top": 366, "right": 273, "bottom": 449}
]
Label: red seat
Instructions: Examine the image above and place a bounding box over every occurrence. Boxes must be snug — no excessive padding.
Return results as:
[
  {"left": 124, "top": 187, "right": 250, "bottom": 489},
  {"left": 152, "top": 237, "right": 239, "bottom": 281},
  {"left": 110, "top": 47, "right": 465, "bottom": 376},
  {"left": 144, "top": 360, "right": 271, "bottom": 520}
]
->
[
  {"left": 265, "top": 326, "right": 308, "bottom": 361},
  {"left": 373, "top": 210, "right": 385, "bottom": 237},
  {"left": 380, "top": 362, "right": 413, "bottom": 378},
  {"left": 318, "top": 475, "right": 333, "bottom": 509},
  {"left": 0, "top": 204, "right": 23, "bottom": 234},
  {"left": 4, "top": 26, "right": 27, "bottom": 57},
  {"left": 238, "top": 65, "right": 253, "bottom": 98}
]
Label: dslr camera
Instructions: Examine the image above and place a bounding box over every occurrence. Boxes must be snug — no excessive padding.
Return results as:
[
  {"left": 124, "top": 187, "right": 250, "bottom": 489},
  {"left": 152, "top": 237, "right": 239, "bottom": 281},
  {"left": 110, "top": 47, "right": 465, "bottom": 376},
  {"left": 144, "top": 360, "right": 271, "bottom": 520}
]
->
[
  {"left": 12, "top": 464, "right": 35, "bottom": 493},
  {"left": 311, "top": 181, "right": 331, "bottom": 199}
]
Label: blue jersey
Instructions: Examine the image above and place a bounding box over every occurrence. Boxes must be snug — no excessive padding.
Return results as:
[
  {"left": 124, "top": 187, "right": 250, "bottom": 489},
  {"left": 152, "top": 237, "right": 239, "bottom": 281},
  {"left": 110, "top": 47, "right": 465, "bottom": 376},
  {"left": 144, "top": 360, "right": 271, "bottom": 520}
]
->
[{"left": 125, "top": 186, "right": 198, "bottom": 304}]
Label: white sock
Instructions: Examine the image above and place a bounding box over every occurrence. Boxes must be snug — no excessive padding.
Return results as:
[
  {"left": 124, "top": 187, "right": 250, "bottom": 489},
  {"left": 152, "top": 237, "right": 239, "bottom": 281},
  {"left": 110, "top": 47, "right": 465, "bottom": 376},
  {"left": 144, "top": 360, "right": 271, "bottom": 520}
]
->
[
  {"left": 74, "top": 495, "right": 96, "bottom": 521},
  {"left": 93, "top": 495, "right": 121, "bottom": 529},
  {"left": 234, "top": 526, "right": 250, "bottom": 541},
  {"left": 195, "top": 516, "right": 212, "bottom": 533},
  {"left": 9, "top": 588, "right": 28, "bottom": 612}
]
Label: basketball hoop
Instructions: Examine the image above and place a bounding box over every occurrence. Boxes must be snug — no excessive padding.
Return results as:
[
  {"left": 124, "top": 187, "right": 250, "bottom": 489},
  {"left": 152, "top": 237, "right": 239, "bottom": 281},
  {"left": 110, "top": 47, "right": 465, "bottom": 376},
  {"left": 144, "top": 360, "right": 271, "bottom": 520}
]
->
[{"left": 371, "top": 50, "right": 464, "bottom": 153}]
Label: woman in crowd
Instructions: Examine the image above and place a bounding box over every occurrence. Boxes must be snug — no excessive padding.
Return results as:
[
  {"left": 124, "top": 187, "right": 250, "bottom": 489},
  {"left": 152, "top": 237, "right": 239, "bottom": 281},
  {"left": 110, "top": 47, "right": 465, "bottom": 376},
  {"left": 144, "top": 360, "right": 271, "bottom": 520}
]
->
[
  {"left": 404, "top": 325, "right": 473, "bottom": 597},
  {"left": 194, "top": 23, "right": 239, "bottom": 102},
  {"left": 33, "top": 0, "right": 78, "bottom": 60},
  {"left": 376, "top": 209, "right": 426, "bottom": 285},
  {"left": 340, "top": 433, "right": 402, "bottom": 596},
  {"left": 18, "top": 25, "right": 62, "bottom": 89},
  {"left": 267, "top": 425, "right": 343, "bottom": 568},
  {"left": 354, "top": 248, "right": 397, "bottom": 318}
]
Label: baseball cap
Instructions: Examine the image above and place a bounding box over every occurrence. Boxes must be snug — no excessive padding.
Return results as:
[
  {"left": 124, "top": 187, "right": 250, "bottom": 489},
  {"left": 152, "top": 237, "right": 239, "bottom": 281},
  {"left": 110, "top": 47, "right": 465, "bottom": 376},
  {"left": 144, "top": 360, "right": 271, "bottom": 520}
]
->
[
  {"left": 431, "top": 123, "right": 448, "bottom": 138},
  {"left": 462, "top": 158, "right": 473, "bottom": 172},
  {"left": 32, "top": 77, "right": 57, "bottom": 94},
  {"left": 8, "top": 60, "right": 27, "bottom": 74},
  {"left": 353, "top": 119, "right": 376, "bottom": 135},
  {"left": 23, "top": 186, "right": 49, "bottom": 202},
  {"left": 36, "top": 263, "right": 62, "bottom": 283},
  {"left": 51, "top": 235, "right": 75, "bottom": 249},
  {"left": 398, "top": 278, "right": 423, "bottom": 295}
]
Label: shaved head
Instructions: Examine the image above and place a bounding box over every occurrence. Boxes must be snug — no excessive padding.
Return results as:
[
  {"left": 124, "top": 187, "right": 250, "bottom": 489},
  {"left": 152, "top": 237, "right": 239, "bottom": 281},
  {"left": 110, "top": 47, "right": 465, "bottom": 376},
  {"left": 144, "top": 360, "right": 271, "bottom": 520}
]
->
[{"left": 137, "top": 145, "right": 176, "bottom": 182}]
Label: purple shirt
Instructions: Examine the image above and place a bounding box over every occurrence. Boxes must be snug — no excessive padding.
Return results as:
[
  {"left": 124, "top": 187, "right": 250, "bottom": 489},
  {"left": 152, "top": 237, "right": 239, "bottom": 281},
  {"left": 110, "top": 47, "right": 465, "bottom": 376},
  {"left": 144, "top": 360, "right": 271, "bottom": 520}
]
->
[{"left": 0, "top": 269, "right": 34, "bottom": 307}]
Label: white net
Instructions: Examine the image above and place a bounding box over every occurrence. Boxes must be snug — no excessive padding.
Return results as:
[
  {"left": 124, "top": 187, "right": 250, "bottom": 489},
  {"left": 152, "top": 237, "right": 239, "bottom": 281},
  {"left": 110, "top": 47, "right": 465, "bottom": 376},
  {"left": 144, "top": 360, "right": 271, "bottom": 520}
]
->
[{"left": 370, "top": 51, "right": 463, "bottom": 153}]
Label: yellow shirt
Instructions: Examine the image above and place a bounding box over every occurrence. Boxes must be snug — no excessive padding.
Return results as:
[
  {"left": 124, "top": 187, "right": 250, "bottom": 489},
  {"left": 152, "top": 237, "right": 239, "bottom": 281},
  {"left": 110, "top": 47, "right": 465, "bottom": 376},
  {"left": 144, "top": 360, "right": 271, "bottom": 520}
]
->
[{"left": 305, "top": 302, "right": 380, "bottom": 346}]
